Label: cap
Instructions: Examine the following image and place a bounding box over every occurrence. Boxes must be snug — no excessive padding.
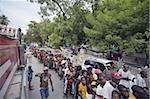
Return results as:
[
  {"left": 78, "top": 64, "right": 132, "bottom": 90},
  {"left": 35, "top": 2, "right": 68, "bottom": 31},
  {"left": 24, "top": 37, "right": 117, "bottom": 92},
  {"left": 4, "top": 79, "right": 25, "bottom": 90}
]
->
[
  {"left": 95, "top": 69, "right": 102, "bottom": 74},
  {"left": 111, "top": 71, "right": 121, "bottom": 80},
  {"left": 43, "top": 67, "right": 48, "bottom": 71}
]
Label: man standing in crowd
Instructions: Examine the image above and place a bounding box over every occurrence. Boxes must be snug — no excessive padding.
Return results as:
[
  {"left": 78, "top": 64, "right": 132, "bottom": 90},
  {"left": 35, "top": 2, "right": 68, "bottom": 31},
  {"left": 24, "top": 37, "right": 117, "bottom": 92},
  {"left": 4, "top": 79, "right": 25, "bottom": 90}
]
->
[
  {"left": 103, "top": 64, "right": 113, "bottom": 80},
  {"left": 136, "top": 71, "right": 147, "bottom": 88},
  {"left": 35, "top": 67, "right": 54, "bottom": 99},
  {"left": 102, "top": 71, "right": 121, "bottom": 99},
  {"left": 118, "top": 65, "right": 131, "bottom": 88},
  {"left": 96, "top": 74, "right": 107, "bottom": 99}
]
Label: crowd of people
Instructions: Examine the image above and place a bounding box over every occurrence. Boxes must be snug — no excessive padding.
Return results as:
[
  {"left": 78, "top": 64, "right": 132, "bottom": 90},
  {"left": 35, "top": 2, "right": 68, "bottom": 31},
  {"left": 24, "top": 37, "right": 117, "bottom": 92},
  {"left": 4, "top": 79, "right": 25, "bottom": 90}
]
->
[
  {"left": 27, "top": 48, "right": 149, "bottom": 99},
  {"left": 59, "top": 57, "right": 149, "bottom": 99}
]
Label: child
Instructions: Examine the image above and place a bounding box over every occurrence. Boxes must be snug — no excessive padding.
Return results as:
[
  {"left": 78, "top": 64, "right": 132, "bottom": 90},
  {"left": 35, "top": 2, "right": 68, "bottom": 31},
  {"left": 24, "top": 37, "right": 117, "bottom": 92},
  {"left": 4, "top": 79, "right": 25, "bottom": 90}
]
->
[
  {"left": 78, "top": 77, "right": 87, "bottom": 99},
  {"left": 27, "top": 66, "right": 34, "bottom": 90}
]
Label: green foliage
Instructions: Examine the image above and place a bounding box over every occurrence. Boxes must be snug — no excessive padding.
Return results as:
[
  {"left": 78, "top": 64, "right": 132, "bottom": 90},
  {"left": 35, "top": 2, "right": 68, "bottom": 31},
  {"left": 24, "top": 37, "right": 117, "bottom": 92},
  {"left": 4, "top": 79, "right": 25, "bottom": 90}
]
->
[
  {"left": 25, "top": 0, "right": 149, "bottom": 56},
  {"left": 83, "top": 0, "right": 148, "bottom": 54},
  {"left": 48, "top": 33, "right": 63, "bottom": 47},
  {"left": 97, "top": 42, "right": 108, "bottom": 52},
  {"left": 0, "top": 14, "right": 9, "bottom": 25},
  {"left": 24, "top": 21, "right": 42, "bottom": 44},
  {"left": 125, "top": 37, "right": 145, "bottom": 54},
  {"left": 83, "top": 27, "right": 100, "bottom": 37}
]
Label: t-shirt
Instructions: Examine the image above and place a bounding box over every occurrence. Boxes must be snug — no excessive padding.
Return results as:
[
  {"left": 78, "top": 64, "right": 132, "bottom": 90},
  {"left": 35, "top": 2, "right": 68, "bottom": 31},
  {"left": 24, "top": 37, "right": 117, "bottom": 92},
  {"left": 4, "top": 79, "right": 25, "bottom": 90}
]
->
[
  {"left": 129, "top": 74, "right": 137, "bottom": 92},
  {"left": 102, "top": 81, "right": 115, "bottom": 99},
  {"left": 118, "top": 69, "right": 131, "bottom": 88},
  {"left": 96, "top": 84, "right": 103, "bottom": 99},
  {"left": 136, "top": 74, "right": 146, "bottom": 88},
  {"left": 78, "top": 82, "right": 87, "bottom": 99}
]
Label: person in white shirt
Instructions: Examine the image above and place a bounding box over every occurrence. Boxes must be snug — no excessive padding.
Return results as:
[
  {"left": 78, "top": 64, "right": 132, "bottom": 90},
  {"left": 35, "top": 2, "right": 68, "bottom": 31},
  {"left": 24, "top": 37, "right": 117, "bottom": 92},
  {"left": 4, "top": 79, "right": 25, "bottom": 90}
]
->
[
  {"left": 128, "top": 74, "right": 137, "bottom": 92},
  {"left": 25, "top": 51, "right": 32, "bottom": 63},
  {"left": 96, "top": 74, "right": 106, "bottom": 99},
  {"left": 100, "top": 71, "right": 121, "bottom": 99},
  {"left": 118, "top": 65, "right": 131, "bottom": 88},
  {"left": 136, "top": 71, "right": 147, "bottom": 88}
]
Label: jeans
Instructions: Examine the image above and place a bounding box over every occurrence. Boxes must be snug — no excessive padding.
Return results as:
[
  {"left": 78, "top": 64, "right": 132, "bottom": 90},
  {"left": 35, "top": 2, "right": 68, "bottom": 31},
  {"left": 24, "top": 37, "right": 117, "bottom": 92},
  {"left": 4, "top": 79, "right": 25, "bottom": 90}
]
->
[{"left": 40, "top": 88, "right": 49, "bottom": 99}]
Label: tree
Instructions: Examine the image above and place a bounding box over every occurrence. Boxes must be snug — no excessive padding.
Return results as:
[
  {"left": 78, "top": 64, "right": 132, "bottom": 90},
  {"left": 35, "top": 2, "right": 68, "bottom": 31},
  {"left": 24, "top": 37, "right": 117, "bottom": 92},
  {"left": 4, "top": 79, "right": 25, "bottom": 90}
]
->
[
  {"left": 83, "top": 0, "right": 149, "bottom": 54},
  {"left": 25, "top": 0, "right": 149, "bottom": 59},
  {"left": 27, "top": 0, "right": 93, "bottom": 45},
  {"left": 28, "top": 0, "right": 73, "bottom": 19},
  {"left": 0, "top": 14, "right": 9, "bottom": 25},
  {"left": 24, "top": 21, "right": 42, "bottom": 44},
  {"left": 48, "top": 33, "right": 63, "bottom": 47},
  {"left": 28, "top": 0, "right": 93, "bottom": 20}
]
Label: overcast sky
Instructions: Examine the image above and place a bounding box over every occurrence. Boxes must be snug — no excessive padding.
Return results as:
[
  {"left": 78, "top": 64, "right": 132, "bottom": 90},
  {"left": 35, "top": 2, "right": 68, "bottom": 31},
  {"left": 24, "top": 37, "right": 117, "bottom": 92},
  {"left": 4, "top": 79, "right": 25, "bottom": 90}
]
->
[{"left": 0, "top": 0, "right": 41, "bottom": 33}]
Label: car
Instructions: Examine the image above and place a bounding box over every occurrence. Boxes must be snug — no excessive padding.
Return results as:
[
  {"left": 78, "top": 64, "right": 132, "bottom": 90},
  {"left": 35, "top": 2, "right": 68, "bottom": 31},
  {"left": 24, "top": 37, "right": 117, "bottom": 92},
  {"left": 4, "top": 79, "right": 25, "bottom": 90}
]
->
[{"left": 75, "top": 55, "right": 114, "bottom": 72}]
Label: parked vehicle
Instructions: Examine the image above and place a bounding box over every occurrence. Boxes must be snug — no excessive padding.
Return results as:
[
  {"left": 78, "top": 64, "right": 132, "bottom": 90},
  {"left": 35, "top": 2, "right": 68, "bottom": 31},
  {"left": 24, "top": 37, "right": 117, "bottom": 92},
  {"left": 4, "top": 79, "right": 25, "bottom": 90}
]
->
[
  {"left": 75, "top": 55, "right": 114, "bottom": 72},
  {"left": 84, "top": 57, "right": 114, "bottom": 71}
]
